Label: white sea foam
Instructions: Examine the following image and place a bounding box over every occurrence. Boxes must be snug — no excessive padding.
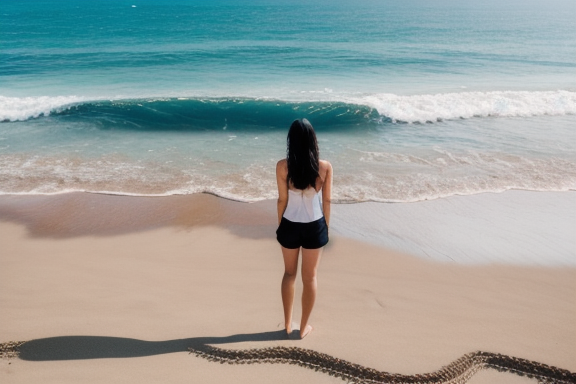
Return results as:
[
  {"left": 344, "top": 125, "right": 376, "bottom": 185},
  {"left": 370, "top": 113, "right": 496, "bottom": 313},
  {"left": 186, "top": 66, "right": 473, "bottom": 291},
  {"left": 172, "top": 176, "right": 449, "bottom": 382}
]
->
[
  {"left": 0, "top": 95, "right": 90, "bottom": 122},
  {"left": 351, "top": 90, "right": 576, "bottom": 123},
  {"left": 1, "top": 149, "right": 574, "bottom": 202}
]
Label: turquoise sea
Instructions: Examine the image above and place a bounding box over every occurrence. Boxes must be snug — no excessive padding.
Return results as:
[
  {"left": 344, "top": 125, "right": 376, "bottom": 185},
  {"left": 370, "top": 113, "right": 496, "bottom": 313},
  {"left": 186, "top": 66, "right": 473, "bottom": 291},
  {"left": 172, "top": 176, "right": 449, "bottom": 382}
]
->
[{"left": 1, "top": 0, "right": 575, "bottom": 202}]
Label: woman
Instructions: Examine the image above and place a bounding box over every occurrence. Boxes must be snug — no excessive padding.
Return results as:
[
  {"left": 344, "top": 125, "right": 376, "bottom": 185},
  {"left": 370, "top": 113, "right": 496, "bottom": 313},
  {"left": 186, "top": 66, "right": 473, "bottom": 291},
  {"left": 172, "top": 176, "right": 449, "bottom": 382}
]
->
[{"left": 276, "top": 118, "right": 332, "bottom": 339}]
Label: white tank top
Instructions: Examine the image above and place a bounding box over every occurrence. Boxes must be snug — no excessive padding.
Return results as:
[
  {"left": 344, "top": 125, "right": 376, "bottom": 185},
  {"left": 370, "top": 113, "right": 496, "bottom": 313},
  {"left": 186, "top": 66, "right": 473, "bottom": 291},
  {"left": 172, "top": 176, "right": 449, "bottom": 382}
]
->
[{"left": 283, "top": 187, "right": 323, "bottom": 223}]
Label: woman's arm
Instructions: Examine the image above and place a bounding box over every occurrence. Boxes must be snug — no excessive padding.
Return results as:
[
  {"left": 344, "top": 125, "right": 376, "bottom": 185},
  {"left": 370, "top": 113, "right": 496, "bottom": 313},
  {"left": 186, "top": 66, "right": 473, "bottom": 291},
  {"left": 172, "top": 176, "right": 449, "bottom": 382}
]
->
[
  {"left": 321, "top": 160, "right": 333, "bottom": 228},
  {"left": 276, "top": 159, "right": 289, "bottom": 225}
]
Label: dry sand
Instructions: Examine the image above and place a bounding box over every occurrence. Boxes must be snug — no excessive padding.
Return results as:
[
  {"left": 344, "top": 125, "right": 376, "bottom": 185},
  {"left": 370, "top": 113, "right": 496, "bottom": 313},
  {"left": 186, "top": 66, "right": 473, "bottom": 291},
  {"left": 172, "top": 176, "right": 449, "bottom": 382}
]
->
[{"left": 1, "top": 193, "right": 574, "bottom": 384}]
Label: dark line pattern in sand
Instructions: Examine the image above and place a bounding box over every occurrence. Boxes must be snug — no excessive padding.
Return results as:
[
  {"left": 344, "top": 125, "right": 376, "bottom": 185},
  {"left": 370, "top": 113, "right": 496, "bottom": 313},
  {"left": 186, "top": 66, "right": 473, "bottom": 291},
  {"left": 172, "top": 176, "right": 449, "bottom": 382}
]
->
[
  {"left": 188, "top": 345, "right": 576, "bottom": 384},
  {"left": 2, "top": 341, "right": 575, "bottom": 383}
]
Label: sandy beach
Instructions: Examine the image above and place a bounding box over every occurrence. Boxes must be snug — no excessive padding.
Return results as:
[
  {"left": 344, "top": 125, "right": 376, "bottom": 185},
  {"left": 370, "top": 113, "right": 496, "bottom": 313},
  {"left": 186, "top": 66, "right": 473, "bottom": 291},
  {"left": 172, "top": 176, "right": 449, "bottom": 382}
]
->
[{"left": 1, "top": 192, "right": 575, "bottom": 384}]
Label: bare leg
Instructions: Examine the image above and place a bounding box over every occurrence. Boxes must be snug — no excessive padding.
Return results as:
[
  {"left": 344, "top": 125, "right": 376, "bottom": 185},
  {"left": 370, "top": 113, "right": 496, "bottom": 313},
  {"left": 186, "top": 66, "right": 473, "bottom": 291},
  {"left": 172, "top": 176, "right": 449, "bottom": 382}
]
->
[
  {"left": 281, "top": 246, "right": 299, "bottom": 336},
  {"left": 300, "top": 247, "right": 322, "bottom": 339}
]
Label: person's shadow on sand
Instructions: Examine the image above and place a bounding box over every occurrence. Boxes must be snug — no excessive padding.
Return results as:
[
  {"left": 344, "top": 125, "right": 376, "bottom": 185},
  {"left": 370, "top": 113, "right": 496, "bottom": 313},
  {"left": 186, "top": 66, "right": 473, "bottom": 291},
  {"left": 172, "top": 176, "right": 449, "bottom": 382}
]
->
[{"left": 18, "top": 331, "right": 298, "bottom": 361}]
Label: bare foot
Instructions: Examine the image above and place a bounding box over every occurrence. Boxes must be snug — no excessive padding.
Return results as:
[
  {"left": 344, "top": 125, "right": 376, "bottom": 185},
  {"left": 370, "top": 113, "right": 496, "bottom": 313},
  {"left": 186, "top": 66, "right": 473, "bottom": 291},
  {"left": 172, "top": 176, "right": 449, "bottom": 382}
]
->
[
  {"left": 280, "top": 322, "right": 298, "bottom": 338},
  {"left": 299, "top": 324, "right": 313, "bottom": 339}
]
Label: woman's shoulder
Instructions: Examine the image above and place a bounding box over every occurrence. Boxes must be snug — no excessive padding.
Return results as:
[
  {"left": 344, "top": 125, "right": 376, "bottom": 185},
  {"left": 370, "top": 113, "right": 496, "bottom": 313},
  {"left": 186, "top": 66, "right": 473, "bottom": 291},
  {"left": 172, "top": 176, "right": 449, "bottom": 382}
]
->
[
  {"left": 276, "top": 159, "right": 288, "bottom": 174},
  {"left": 319, "top": 159, "right": 332, "bottom": 172}
]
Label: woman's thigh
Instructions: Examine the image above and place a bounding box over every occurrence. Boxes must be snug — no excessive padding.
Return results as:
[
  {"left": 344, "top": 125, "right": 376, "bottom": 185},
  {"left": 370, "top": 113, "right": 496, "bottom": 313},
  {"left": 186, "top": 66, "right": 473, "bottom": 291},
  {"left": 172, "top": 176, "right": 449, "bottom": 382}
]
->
[
  {"left": 281, "top": 246, "right": 300, "bottom": 275},
  {"left": 301, "top": 248, "right": 322, "bottom": 281}
]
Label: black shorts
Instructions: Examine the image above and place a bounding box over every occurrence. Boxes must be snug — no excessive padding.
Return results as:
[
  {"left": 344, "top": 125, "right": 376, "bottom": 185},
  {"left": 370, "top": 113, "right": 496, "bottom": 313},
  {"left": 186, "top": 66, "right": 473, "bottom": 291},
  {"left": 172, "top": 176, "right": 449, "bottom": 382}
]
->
[{"left": 276, "top": 216, "right": 329, "bottom": 250}]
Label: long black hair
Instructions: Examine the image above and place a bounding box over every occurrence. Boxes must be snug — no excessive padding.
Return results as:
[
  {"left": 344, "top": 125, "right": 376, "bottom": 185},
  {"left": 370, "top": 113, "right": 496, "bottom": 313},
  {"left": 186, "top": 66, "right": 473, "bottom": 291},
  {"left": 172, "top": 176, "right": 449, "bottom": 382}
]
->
[{"left": 286, "top": 118, "right": 320, "bottom": 190}]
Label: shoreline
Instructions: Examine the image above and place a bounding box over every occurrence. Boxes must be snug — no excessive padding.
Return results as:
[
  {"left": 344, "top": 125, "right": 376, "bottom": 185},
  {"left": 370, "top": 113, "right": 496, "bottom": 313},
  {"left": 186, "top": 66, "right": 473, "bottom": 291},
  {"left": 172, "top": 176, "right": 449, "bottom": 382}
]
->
[
  {"left": 1, "top": 184, "right": 575, "bottom": 201},
  {"left": 1, "top": 189, "right": 574, "bottom": 265}
]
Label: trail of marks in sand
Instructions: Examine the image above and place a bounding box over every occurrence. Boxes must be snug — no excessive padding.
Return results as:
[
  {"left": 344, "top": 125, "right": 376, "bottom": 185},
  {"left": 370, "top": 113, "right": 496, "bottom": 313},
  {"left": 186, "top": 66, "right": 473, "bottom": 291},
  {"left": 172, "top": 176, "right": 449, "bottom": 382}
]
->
[
  {"left": 2, "top": 340, "right": 574, "bottom": 384},
  {"left": 189, "top": 346, "right": 575, "bottom": 384}
]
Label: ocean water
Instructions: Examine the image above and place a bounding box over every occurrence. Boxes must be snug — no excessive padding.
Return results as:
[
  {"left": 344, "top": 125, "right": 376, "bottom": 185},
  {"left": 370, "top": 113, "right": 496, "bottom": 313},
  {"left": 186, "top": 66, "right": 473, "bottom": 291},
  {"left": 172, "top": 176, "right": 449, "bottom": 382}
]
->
[{"left": 1, "top": 0, "right": 575, "bottom": 202}]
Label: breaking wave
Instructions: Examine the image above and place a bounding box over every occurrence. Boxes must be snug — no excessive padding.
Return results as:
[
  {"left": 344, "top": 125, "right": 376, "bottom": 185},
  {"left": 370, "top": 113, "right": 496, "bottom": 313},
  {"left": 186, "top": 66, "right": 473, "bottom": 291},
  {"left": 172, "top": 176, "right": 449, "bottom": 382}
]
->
[{"left": 2, "top": 90, "right": 575, "bottom": 125}]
